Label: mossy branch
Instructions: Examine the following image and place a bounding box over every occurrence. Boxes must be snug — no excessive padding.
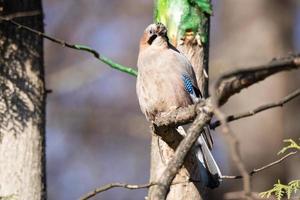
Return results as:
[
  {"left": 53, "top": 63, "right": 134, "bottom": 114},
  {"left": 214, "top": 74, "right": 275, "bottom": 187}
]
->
[{"left": 0, "top": 16, "right": 138, "bottom": 77}]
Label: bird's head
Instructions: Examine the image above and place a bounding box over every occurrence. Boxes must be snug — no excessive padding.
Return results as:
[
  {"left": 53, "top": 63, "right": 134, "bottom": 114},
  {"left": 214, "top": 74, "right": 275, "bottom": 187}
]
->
[{"left": 139, "top": 23, "right": 168, "bottom": 50}]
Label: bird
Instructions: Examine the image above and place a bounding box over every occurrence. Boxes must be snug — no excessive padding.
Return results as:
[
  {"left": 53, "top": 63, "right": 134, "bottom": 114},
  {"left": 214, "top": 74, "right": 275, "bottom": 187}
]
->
[{"left": 136, "top": 23, "right": 222, "bottom": 188}]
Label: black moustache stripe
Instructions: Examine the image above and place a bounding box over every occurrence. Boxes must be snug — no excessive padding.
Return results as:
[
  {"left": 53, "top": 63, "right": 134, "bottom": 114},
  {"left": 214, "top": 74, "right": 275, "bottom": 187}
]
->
[{"left": 147, "top": 34, "right": 157, "bottom": 45}]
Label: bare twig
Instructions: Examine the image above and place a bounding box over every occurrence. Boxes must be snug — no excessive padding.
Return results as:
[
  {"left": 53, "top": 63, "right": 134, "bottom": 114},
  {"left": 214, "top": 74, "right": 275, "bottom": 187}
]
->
[
  {"left": 0, "top": 15, "right": 138, "bottom": 77},
  {"left": 80, "top": 182, "right": 154, "bottom": 200},
  {"left": 216, "top": 55, "right": 300, "bottom": 105},
  {"left": 0, "top": 10, "right": 41, "bottom": 20},
  {"left": 252, "top": 151, "right": 297, "bottom": 175},
  {"left": 80, "top": 180, "right": 198, "bottom": 200},
  {"left": 211, "top": 88, "right": 300, "bottom": 129},
  {"left": 213, "top": 107, "right": 252, "bottom": 199},
  {"left": 222, "top": 151, "right": 298, "bottom": 179}
]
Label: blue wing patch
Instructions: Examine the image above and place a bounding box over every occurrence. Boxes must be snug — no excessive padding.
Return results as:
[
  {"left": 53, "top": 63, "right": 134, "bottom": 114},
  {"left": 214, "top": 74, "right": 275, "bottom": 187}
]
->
[
  {"left": 182, "top": 74, "right": 195, "bottom": 95},
  {"left": 181, "top": 74, "right": 200, "bottom": 103}
]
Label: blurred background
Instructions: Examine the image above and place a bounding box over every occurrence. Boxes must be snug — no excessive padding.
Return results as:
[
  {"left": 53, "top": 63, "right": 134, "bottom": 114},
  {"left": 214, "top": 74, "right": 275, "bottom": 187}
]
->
[{"left": 43, "top": 0, "right": 300, "bottom": 199}]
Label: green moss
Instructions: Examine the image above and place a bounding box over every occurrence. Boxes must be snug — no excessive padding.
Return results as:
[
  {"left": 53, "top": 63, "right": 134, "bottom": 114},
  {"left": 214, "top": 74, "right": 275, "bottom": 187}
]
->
[
  {"left": 191, "top": 0, "right": 213, "bottom": 15},
  {"left": 154, "top": 0, "right": 212, "bottom": 44}
]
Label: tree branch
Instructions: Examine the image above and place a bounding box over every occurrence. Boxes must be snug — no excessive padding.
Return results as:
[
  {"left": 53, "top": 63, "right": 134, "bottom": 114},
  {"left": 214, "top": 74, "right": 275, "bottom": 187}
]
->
[
  {"left": 222, "top": 151, "right": 298, "bottom": 179},
  {"left": 153, "top": 55, "right": 300, "bottom": 131},
  {"left": 80, "top": 180, "right": 199, "bottom": 200},
  {"left": 208, "top": 55, "right": 300, "bottom": 200},
  {"left": 80, "top": 182, "right": 154, "bottom": 200},
  {"left": 210, "top": 88, "right": 300, "bottom": 129},
  {"left": 213, "top": 107, "right": 252, "bottom": 198},
  {"left": 149, "top": 55, "right": 300, "bottom": 199},
  {"left": 0, "top": 10, "right": 41, "bottom": 20},
  {"left": 79, "top": 151, "right": 297, "bottom": 200},
  {"left": 0, "top": 15, "right": 138, "bottom": 77},
  {"left": 215, "top": 55, "right": 300, "bottom": 106},
  {"left": 151, "top": 103, "right": 214, "bottom": 200}
]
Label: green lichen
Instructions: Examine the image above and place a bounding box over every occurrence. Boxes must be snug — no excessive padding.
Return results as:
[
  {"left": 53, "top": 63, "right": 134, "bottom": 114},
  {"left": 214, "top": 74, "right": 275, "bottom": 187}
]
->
[{"left": 154, "top": 0, "right": 212, "bottom": 45}]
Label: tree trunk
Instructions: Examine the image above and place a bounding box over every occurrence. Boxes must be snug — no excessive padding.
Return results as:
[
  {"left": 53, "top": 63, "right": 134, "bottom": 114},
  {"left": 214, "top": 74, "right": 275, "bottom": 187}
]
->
[
  {"left": 149, "top": 1, "right": 211, "bottom": 199},
  {"left": 0, "top": 1, "right": 46, "bottom": 200}
]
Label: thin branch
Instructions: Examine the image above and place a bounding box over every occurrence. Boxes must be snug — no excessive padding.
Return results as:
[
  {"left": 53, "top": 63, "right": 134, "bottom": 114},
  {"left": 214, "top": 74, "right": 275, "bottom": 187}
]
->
[
  {"left": 210, "top": 88, "right": 300, "bottom": 129},
  {"left": 216, "top": 55, "right": 300, "bottom": 106},
  {"left": 0, "top": 10, "right": 41, "bottom": 20},
  {"left": 252, "top": 151, "right": 297, "bottom": 175},
  {"left": 80, "top": 182, "right": 154, "bottom": 200},
  {"left": 80, "top": 180, "right": 197, "bottom": 200},
  {"left": 213, "top": 107, "right": 252, "bottom": 199},
  {"left": 0, "top": 15, "right": 138, "bottom": 77},
  {"left": 222, "top": 151, "right": 298, "bottom": 179}
]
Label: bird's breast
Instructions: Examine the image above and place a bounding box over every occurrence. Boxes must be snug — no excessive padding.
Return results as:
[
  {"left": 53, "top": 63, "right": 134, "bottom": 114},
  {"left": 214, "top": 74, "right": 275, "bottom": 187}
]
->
[{"left": 136, "top": 51, "right": 192, "bottom": 121}]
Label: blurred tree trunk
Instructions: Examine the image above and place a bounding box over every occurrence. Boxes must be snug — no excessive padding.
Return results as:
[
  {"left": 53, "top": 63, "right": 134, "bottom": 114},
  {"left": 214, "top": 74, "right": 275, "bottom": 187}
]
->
[
  {"left": 149, "top": 1, "right": 211, "bottom": 199},
  {"left": 283, "top": 6, "right": 300, "bottom": 185},
  {"left": 209, "top": 0, "right": 295, "bottom": 197},
  {"left": 0, "top": 1, "right": 46, "bottom": 200}
]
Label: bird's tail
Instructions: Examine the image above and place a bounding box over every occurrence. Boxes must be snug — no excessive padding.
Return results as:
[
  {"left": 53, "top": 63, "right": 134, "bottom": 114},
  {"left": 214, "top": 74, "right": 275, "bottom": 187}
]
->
[{"left": 177, "top": 126, "right": 222, "bottom": 188}]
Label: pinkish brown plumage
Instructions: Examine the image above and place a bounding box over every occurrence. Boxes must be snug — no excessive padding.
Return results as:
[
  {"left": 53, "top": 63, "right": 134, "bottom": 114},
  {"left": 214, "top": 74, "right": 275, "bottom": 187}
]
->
[
  {"left": 137, "top": 23, "right": 197, "bottom": 122},
  {"left": 136, "top": 23, "right": 222, "bottom": 188}
]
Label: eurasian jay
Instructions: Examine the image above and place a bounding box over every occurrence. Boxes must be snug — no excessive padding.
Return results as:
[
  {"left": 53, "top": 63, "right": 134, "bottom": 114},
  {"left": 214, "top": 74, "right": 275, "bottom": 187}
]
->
[{"left": 136, "top": 23, "right": 221, "bottom": 188}]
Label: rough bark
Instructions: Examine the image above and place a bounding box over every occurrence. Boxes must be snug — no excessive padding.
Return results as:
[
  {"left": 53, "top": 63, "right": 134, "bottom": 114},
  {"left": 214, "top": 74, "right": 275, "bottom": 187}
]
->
[
  {"left": 149, "top": 130, "right": 204, "bottom": 200},
  {"left": 0, "top": 1, "right": 46, "bottom": 200},
  {"left": 149, "top": 1, "right": 210, "bottom": 199},
  {"left": 177, "top": 21, "right": 210, "bottom": 97}
]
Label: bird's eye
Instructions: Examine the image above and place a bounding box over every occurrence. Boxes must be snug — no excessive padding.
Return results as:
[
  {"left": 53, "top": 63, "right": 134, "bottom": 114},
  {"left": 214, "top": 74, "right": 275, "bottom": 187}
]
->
[{"left": 149, "top": 30, "right": 153, "bottom": 34}]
